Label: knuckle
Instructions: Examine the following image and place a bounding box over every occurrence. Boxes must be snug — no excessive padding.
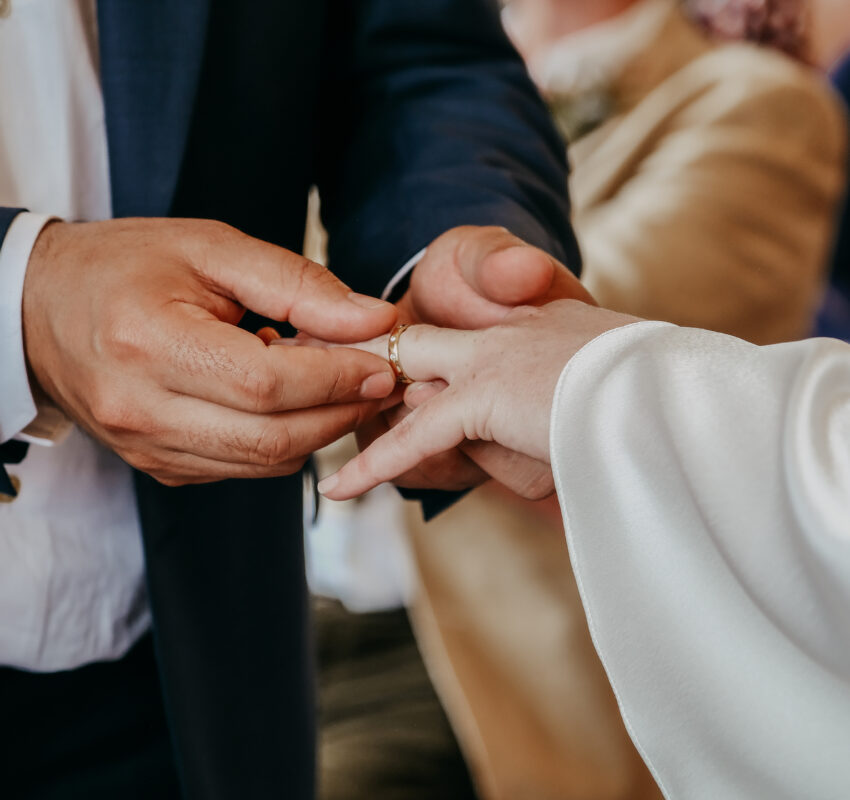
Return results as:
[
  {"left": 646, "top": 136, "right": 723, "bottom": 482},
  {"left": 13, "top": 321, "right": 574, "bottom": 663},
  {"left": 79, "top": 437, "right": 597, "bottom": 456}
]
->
[
  {"left": 241, "top": 362, "right": 283, "bottom": 412},
  {"left": 90, "top": 389, "right": 140, "bottom": 434},
  {"left": 194, "top": 218, "right": 235, "bottom": 243},
  {"left": 299, "top": 254, "right": 335, "bottom": 282},
  {"left": 286, "top": 254, "right": 337, "bottom": 297},
  {"left": 120, "top": 448, "right": 168, "bottom": 479},
  {"left": 248, "top": 423, "right": 293, "bottom": 466},
  {"left": 282, "top": 254, "right": 310, "bottom": 296},
  {"left": 391, "top": 415, "right": 416, "bottom": 449},
  {"left": 515, "top": 473, "right": 555, "bottom": 501},
  {"left": 357, "top": 451, "right": 383, "bottom": 487},
  {"left": 181, "top": 219, "right": 241, "bottom": 268},
  {"left": 94, "top": 308, "right": 149, "bottom": 362},
  {"left": 322, "top": 367, "right": 347, "bottom": 404}
]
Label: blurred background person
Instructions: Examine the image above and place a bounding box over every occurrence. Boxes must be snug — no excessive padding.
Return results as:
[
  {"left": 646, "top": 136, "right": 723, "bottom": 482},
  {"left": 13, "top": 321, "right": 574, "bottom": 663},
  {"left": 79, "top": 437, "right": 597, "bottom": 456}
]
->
[
  {"left": 306, "top": 1, "right": 849, "bottom": 798},
  {"left": 405, "top": 2, "right": 849, "bottom": 800},
  {"left": 693, "top": 0, "right": 850, "bottom": 339},
  {"left": 505, "top": 0, "right": 841, "bottom": 343}
]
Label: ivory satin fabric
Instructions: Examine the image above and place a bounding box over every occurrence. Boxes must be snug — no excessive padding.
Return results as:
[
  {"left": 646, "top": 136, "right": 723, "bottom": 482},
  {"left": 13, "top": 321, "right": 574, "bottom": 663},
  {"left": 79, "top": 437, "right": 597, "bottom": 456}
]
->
[{"left": 550, "top": 321, "right": 850, "bottom": 799}]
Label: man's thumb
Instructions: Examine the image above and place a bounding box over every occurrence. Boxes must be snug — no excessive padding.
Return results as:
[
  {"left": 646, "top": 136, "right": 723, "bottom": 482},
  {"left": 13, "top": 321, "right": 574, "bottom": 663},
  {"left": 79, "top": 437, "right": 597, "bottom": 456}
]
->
[{"left": 454, "top": 226, "right": 556, "bottom": 305}]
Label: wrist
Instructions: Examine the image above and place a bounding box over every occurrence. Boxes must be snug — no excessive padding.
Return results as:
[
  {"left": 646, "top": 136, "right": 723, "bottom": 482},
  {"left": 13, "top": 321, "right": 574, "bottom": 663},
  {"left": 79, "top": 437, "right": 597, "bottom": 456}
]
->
[{"left": 21, "top": 219, "right": 68, "bottom": 414}]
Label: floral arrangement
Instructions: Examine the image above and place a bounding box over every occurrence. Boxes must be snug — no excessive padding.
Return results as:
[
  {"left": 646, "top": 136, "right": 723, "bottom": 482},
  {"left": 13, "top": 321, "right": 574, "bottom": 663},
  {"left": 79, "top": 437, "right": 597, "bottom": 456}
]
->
[{"left": 685, "top": 0, "right": 808, "bottom": 60}]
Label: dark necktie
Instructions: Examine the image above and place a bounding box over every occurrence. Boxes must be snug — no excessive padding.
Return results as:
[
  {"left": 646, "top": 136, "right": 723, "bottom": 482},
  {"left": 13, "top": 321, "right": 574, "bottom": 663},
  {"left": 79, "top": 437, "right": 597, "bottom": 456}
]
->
[{"left": 0, "top": 440, "right": 28, "bottom": 498}]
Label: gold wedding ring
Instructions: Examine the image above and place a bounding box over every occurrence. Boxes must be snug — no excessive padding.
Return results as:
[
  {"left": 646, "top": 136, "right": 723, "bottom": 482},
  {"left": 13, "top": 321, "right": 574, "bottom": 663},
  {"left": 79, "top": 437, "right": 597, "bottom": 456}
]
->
[{"left": 388, "top": 324, "right": 414, "bottom": 384}]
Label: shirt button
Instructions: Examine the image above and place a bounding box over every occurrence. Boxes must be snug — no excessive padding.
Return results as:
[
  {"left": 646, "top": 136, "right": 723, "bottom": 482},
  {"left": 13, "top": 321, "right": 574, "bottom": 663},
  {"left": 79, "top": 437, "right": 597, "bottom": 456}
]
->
[
  {"left": 0, "top": 0, "right": 10, "bottom": 19},
  {"left": 0, "top": 475, "right": 21, "bottom": 503}
]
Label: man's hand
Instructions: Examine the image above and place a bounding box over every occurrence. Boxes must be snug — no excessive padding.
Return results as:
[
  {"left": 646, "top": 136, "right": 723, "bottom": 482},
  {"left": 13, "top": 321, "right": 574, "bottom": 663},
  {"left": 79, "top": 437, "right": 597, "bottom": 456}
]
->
[
  {"left": 358, "top": 225, "right": 594, "bottom": 495},
  {"left": 22, "top": 218, "right": 398, "bottom": 486},
  {"left": 398, "top": 225, "right": 594, "bottom": 328}
]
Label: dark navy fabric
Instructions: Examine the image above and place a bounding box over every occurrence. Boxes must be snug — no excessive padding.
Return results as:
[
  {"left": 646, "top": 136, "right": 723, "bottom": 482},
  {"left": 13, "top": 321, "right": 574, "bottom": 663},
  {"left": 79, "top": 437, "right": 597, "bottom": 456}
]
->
[
  {"left": 2, "top": 2, "right": 578, "bottom": 797},
  {"left": 0, "top": 207, "right": 23, "bottom": 237},
  {"left": 97, "top": 1, "right": 210, "bottom": 221},
  {"left": 315, "top": 0, "right": 580, "bottom": 297},
  {"left": 816, "top": 55, "right": 850, "bottom": 340},
  {"left": 0, "top": 440, "right": 27, "bottom": 498},
  {"left": 2, "top": 634, "right": 181, "bottom": 799},
  {"left": 830, "top": 55, "right": 850, "bottom": 297},
  {"left": 0, "top": 208, "right": 27, "bottom": 498}
]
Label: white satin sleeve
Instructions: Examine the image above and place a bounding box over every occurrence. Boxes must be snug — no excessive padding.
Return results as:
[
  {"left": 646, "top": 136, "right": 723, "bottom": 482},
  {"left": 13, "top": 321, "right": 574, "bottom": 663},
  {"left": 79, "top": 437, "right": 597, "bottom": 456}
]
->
[{"left": 549, "top": 321, "right": 850, "bottom": 800}]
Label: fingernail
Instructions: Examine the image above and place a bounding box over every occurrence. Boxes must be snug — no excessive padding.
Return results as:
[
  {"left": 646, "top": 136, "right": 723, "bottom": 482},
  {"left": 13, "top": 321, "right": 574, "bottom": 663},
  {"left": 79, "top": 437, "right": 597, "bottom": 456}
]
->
[
  {"left": 317, "top": 474, "right": 339, "bottom": 495},
  {"left": 405, "top": 381, "right": 441, "bottom": 408},
  {"left": 405, "top": 385, "right": 428, "bottom": 408},
  {"left": 360, "top": 372, "right": 396, "bottom": 399},
  {"left": 407, "top": 381, "right": 431, "bottom": 395},
  {"left": 349, "top": 292, "right": 389, "bottom": 310},
  {"left": 269, "top": 338, "right": 299, "bottom": 346}
]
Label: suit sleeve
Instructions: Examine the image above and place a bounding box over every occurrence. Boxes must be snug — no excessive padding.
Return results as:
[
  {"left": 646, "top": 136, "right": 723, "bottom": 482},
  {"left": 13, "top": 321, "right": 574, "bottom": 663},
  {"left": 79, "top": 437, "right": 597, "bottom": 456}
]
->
[
  {"left": 313, "top": 0, "right": 580, "bottom": 299},
  {"left": 550, "top": 322, "right": 850, "bottom": 799}
]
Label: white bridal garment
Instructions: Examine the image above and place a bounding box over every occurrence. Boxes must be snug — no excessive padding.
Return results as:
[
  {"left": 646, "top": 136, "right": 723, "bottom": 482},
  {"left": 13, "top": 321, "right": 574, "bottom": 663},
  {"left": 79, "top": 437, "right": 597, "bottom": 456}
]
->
[{"left": 550, "top": 321, "right": 850, "bottom": 799}]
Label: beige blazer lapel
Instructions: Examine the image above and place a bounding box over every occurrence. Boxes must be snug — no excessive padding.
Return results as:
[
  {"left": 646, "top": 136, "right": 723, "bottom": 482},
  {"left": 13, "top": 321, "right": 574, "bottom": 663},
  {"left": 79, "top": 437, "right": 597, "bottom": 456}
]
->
[{"left": 569, "top": 6, "right": 712, "bottom": 212}]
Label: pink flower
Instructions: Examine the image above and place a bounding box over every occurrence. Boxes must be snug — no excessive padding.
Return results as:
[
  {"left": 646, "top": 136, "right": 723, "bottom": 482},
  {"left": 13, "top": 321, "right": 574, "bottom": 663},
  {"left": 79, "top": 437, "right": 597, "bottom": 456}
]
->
[{"left": 686, "top": 0, "right": 808, "bottom": 60}]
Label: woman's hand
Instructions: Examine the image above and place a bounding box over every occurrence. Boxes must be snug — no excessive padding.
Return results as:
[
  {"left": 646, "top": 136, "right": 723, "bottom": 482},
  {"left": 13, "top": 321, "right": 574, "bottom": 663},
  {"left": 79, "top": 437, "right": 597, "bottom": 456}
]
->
[
  {"left": 361, "top": 225, "right": 596, "bottom": 493},
  {"left": 318, "top": 300, "right": 639, "bottom": 500}
]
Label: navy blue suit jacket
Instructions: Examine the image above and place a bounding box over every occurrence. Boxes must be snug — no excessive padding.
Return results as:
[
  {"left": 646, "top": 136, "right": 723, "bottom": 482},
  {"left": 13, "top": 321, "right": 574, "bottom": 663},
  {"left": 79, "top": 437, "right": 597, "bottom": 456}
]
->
[
  {"left": 816, "top": 55, "right": 850, "bottom": 340},
  {"left": 1, "top": 1, "right": 579, "bottom": 797},
  {"left": 830, "top": 56, "right": 850, "bottom": 297}
]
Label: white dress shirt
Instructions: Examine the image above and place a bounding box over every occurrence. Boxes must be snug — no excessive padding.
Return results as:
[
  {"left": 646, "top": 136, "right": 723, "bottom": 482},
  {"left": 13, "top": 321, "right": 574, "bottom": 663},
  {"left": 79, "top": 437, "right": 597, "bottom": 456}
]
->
[
  {"left": 306, "top": 478, "right": 415, "bottom": 613},
  {"left": 550, "top": 321, "right": 850, "bottom": 798},
  {"left": 0, "top": 0, "right": 150, "bottom": 672}
]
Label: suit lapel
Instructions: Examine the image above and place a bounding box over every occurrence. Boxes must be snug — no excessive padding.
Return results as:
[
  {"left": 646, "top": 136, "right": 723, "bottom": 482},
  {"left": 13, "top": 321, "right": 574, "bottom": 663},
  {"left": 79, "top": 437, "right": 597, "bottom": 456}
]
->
[{"left": 98, "top": 0, "right": 210, "bottom": 218}]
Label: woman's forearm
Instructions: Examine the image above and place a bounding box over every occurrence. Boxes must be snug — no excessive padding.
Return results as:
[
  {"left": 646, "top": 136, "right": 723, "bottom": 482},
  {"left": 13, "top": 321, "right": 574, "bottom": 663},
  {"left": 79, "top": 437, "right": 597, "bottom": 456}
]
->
[{"left": 550, "top": 322, "right": 850, "bottom": 799}]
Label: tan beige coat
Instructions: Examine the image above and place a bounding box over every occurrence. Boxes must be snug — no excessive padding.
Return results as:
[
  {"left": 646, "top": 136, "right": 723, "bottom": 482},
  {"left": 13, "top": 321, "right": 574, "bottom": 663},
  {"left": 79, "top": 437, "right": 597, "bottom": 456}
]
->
[
  {"left": 572, "top": 7, "right": 846, "bottom": 342},
  {"left": 408, "top": 8, "right": 848, "bottom": 800}
]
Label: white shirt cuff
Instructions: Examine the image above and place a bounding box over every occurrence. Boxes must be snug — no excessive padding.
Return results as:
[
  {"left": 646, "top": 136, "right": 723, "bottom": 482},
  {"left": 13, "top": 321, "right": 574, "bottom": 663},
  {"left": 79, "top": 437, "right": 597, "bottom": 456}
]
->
[
  {"left": 381, "top": 248, "right": 426, "bottom": 301},
  {"left": 0, "top": 213, "right": 71, "bottom": 445}
]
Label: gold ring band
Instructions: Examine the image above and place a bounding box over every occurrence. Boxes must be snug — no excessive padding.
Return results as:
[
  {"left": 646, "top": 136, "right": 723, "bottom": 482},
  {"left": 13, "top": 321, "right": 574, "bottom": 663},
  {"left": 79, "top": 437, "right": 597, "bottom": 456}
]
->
[{"left": 388, "top": 324, "right": 414, "bottom": 384}]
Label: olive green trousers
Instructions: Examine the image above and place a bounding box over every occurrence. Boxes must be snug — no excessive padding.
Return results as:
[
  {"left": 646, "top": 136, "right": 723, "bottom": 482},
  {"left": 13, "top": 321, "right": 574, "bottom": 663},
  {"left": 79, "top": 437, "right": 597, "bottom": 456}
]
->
[{"left": 314, "top": 597, "right": 478, "bottom": 800}]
